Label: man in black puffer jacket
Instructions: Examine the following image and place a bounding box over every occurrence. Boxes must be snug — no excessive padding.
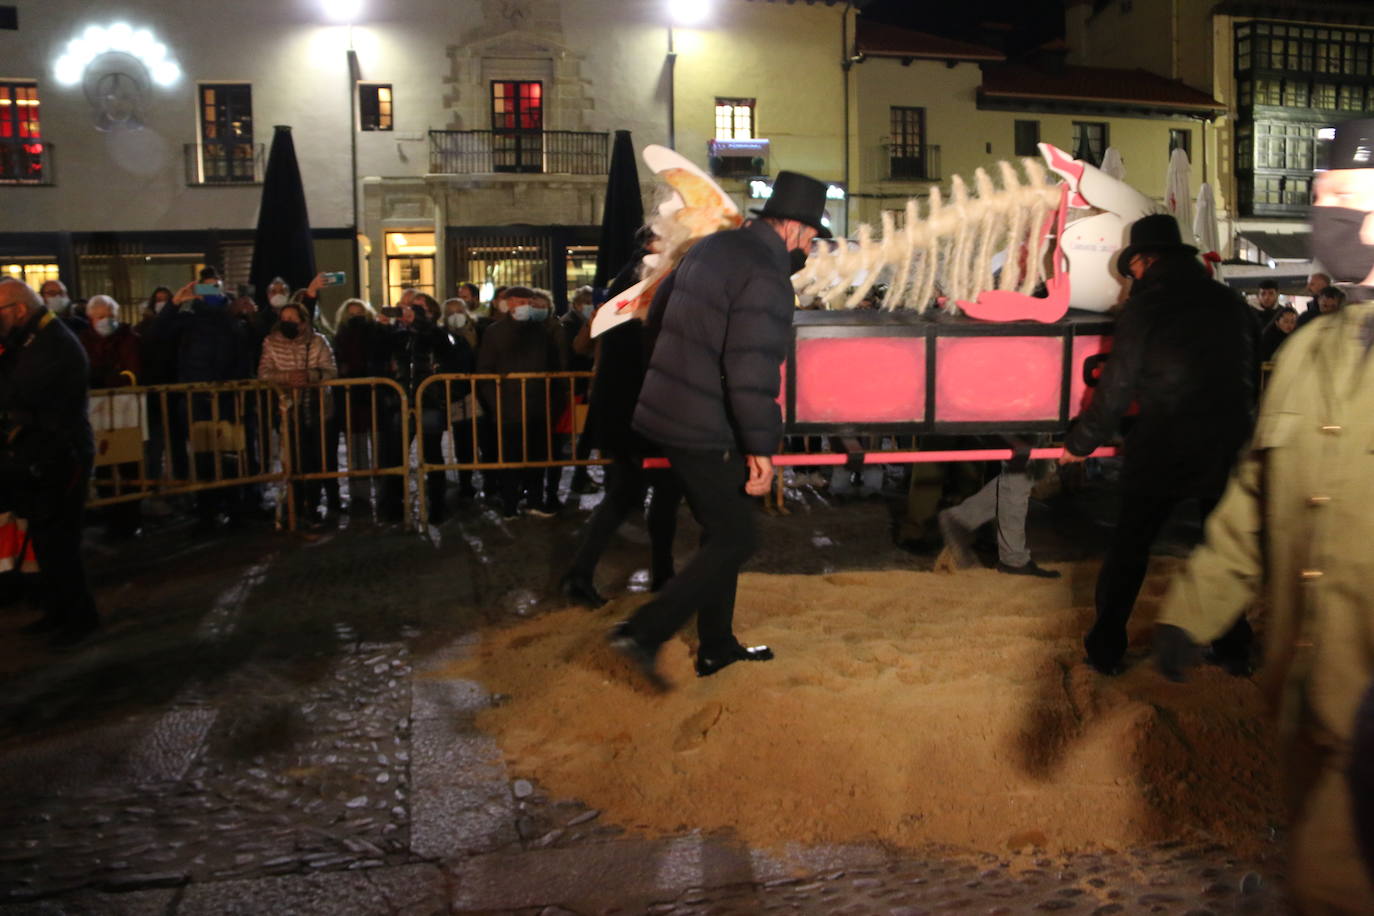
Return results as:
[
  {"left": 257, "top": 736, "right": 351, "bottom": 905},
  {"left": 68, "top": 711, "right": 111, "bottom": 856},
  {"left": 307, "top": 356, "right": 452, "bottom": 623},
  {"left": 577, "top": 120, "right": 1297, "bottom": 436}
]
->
[
  {"left": 1060, "top": 214, "right": 1256, "bottom": 676},
  {"left": 609, "top": 171, "right": 831, "bottom": 689}
]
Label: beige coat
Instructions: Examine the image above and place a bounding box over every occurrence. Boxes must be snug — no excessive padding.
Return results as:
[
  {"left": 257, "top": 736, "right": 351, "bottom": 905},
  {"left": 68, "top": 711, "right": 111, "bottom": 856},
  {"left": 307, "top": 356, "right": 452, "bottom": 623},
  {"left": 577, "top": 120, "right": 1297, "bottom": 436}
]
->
[{"left": 1159, "top": 302, "right": 1374, "bottom": 749}]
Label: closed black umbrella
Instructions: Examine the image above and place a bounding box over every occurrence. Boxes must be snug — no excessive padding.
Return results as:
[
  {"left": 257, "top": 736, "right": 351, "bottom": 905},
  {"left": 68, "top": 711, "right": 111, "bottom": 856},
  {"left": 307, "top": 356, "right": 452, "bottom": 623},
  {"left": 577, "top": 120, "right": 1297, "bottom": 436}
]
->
[
  {"left": 249, "top": 125, "right": 316, "bottom": 305},
  {"left": 593, "top": 130, "right": 645, "bottom": 289}
]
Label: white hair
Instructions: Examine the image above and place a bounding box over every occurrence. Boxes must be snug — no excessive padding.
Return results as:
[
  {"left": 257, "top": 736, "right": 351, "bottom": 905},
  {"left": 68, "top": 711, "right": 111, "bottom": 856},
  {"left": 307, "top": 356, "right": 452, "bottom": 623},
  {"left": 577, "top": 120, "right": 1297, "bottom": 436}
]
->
[{"left": 87, "top": 294, "right": 119, "bottom": 315}]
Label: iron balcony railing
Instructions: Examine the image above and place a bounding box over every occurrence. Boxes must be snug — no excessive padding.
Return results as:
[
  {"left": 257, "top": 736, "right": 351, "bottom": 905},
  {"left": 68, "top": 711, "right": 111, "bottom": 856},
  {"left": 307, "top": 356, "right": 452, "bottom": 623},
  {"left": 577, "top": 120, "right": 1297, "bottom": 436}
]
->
[
  {"left": 880, "top": 143, "right": 941, "bottom": 182},
  {"left": 184, "top": 142, "right": 266, "bottom": 185},
  {"left": 429, "top": 130, "right": 609, "bottom": 176},
  {"left": 0, "top": 141, "right": 54, "bottom": 186}
]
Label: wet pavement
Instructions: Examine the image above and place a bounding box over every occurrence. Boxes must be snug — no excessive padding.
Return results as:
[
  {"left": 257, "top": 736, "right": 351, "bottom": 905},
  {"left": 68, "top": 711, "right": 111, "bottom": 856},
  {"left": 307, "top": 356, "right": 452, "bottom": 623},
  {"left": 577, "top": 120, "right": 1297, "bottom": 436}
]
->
[{"left": 0, "top": 467, "right": 1294, "bottom": 914}]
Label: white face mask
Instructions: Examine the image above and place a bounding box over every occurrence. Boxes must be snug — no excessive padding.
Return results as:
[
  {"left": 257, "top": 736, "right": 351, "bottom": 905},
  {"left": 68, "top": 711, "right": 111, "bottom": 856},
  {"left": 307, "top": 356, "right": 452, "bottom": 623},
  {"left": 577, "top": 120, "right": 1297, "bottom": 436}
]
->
[
  {"left": 94, "top": 317, "right": 117, "bottom": 337},
  {"left": 580, "top": 303, "right": 596, "bottom": 320},
  {"left": 445, "top": 312, "right": 468, "bottom": 330},
  {"left": 44, "top": 294, "right": 70, "bottom": 313},
  {"left": 496, "top": 300, "right": 510, "bottom": 314},
  {"left": 269, "top": 293, "right": 289, "bottom": 308},
  {"left": 153, "top": 299, "right": 169, "bottom": 313}
]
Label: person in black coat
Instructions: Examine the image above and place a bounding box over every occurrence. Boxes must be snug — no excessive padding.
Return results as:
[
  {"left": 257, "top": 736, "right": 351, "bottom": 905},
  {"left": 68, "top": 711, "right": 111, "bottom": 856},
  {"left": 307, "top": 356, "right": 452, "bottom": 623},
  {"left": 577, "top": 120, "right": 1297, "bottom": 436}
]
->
[
  {"left": 1060, "top": 214, "right": 1256, "bottom": 676},
  {"left": 608, "top": 171, "right": 830, "bottom": 689},
  {"left": 0, "top": 280, "right": 99, "bottom": 647}
]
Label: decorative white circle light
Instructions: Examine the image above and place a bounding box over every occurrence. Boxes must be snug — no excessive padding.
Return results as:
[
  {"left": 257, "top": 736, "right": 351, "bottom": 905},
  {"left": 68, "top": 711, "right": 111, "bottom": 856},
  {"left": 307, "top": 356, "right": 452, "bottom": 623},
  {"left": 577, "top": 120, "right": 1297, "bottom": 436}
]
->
[{"left": 53, "top": 22, "right": 182, "bottom": 88}]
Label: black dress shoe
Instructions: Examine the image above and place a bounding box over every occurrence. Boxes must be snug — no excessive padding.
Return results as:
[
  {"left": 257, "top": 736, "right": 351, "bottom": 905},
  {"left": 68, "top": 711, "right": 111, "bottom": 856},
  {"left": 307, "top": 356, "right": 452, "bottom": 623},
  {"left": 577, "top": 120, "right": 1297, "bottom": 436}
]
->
[
  {"left": 560, "top": 572, "right": 607, "bottom": 609},
  {"left": 19, "top": 615, "right": 62, "bottom": 637},
  {"left": 695, "top": 643, "right": 775, "bottom": 678},
  {"left": 607, "top": 623, "right": 669, "bottom": 692},
  {"left": 650, "top": 570, "right": 674, "bottom": 593},
  {"left": 996, "top": 560, "right": 1062, "bottom": 579}
]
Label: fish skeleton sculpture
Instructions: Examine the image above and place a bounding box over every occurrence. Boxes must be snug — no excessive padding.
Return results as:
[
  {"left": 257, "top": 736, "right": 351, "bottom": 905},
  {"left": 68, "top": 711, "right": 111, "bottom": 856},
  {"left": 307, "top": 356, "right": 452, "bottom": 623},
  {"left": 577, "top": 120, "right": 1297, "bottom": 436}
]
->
[{"left": 594, "top": 142, "right": 1164, "bottom": 333}]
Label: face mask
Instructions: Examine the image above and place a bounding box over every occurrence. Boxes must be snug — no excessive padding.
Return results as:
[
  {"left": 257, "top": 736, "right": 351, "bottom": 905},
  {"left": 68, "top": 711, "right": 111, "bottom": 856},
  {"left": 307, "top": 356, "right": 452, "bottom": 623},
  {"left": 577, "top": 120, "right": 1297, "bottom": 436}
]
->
[
  {"left": 1312, "top": 206, "right": 1374, "bottom": 284},
  {"left": 347, "top": 315, "right": 368, "bottom": 329},
  {"left": 94, "top": 317, "right": 117, "bottom": 337},
  {"left": 788, "top": 248, "right": 809, "bottom": 274},
  {"left": 445, "top": 312, "right": 468, "bottom": 330},
  {"left": 153, "top": 298, "right": 169, "bottom": 313},
  {"left": 513, "top": 305, "right": 548, "bottom": 322},
  {"left": 580, "top": 304, "right": 596, "bottom": 320},
  {"left": 44, "top": 295, "right": 71, "bottom": 313},
  {"left": 279, "top": 322, "right": 300, "bottom": 340},
  {"left": 269, "top": 293, "right": 289, "bottom": 308}
]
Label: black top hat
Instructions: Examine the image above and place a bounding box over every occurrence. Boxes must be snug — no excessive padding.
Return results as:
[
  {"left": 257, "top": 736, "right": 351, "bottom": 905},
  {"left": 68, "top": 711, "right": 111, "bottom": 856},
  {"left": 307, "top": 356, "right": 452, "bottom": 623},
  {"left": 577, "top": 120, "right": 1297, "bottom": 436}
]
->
[
  {"left": 1115, "top": 213, "right": 1197, "bottom": 277},
  {"left": 1322, "top": 118, "right": 1374, "bottom": 170},
  {"left": 750, "top": 171, "right": 833, "bottom": 238}
]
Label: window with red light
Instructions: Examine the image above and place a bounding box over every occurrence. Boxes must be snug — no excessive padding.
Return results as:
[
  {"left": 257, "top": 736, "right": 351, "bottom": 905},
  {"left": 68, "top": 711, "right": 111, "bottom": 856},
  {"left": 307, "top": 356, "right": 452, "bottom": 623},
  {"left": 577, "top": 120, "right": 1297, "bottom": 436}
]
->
[
  {"left": 0, "top": 82, "right": 47, "bottom": 184},
  {"left": 491, "top": 81, "right": 543, "bottom": 132}
]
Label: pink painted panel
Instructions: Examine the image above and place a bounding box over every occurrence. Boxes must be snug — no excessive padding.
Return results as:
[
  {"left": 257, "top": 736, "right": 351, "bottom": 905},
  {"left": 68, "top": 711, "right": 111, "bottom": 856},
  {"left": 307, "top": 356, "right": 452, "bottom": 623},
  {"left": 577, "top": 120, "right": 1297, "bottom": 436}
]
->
[
  {"left": 793, "top": 337, "right": 926, "bottom": 423},
  {"left": 1070, "top": 334, "right": 1113, "bottom": 419},
  {"left": 934, "top": 336, "right": 1062, "bottom": 422}
]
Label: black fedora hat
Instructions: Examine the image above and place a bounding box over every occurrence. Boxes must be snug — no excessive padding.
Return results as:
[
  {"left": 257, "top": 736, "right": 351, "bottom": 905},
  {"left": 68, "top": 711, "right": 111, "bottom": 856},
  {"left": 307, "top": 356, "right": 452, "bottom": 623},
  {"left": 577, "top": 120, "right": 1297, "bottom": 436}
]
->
[
  {"left": 1115, "top": 213, "right": 1197, "bottom": 277},
  {"left": 750, "top": 171, "right": 833, "bottom": 238}
]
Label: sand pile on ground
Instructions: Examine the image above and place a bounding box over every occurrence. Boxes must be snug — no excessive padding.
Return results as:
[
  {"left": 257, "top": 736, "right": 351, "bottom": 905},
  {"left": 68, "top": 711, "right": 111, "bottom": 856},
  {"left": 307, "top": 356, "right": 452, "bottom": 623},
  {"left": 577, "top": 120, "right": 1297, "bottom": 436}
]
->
[{"left": 435, "top": 561, "right": 1280, "bottom": 855}]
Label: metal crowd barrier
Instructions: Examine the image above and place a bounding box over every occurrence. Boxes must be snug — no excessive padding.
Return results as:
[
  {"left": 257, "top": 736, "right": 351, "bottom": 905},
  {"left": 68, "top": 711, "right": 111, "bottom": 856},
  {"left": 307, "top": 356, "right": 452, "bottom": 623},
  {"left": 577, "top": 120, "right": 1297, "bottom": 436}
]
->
[
  {"left": 413, "top": 371, "right": 604, "bottom": 527},
  {"left": 275, "top": 377, "right": 412, "bottom": 530},
  {"left": 88, "top": 380, "right": 284, "bottom": 508}
]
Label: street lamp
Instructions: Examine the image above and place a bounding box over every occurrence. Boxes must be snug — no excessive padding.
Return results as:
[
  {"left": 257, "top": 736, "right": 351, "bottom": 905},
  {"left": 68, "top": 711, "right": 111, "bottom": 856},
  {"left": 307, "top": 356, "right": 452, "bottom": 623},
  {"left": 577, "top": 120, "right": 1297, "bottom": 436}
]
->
[{"left": 665, "top": 0, "right": 713, "bottom": 151}]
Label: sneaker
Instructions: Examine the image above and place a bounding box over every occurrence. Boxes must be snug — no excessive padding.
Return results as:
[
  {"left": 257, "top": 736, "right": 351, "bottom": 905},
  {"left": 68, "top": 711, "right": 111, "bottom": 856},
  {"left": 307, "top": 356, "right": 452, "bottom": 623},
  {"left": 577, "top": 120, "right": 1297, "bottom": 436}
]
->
[{"left": 995, "top": 560, "right": 1061, "bottom": 579}]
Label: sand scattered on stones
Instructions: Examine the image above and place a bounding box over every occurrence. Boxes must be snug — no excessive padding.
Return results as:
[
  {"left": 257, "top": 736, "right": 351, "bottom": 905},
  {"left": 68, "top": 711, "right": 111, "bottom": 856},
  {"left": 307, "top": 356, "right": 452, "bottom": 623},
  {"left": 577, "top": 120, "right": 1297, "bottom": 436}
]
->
[{"left": 435, "top": 561, "right": 1279, "bottom": 855}]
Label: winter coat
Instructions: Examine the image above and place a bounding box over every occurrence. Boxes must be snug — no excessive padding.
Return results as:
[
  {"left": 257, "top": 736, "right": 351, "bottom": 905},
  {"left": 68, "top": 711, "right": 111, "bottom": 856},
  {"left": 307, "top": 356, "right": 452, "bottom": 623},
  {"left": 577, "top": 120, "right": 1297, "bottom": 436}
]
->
[
  {"left": 137, "top": 306, "right": 181, "bottom": 386},
  {"left": 475, "top": 315, "right": 566, "bottom": 425},
  {"left": 1064, "top": 253, "right": 1255, "bottom": 475},
  {"left": 0, "top": 308, "right": 94, "bottom": 476},
  {"left": 155, "top": 301, "right": 252, "bottom": 385},
  {"left": 1158, "top": 301, "right": 1374, "bottom": 754},
  {"left": 633, "top": 219, "right": 795, "bottom": 456},
  {"left": 387, "top": 320, "right": 467, "bottom": 410},
  {"left": 258, "top": 323, "right": 337, "bottom": 418},
  {"left": 80, "top": 324, "right": 142, "bottom": 389}
]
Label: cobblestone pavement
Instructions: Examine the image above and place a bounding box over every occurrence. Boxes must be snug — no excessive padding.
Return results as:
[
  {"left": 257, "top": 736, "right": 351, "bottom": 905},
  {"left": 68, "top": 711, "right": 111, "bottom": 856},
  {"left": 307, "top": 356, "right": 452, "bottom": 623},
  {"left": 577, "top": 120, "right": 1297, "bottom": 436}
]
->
[{"left": 0, "top": 470, "right": 1294, "bottom": 913}]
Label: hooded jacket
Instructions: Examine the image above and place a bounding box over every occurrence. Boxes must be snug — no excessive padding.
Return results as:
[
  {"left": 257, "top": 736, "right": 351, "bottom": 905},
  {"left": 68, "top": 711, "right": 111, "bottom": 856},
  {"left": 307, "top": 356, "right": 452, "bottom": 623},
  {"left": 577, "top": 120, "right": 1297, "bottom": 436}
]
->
[{"left": 633, "top": 220, "right": 795, "bottom": 455}]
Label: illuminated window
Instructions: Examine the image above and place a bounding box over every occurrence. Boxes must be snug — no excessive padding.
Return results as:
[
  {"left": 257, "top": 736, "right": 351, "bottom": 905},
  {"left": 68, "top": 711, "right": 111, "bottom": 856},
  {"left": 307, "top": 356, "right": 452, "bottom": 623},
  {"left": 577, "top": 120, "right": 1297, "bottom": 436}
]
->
[
  {"left": 714, "top": 98, "right": 755, "bottom": 140},
  {"left": 385, "top": 231, "right": 436, "bottom": 306},
  {"left": 491, "top": 81, "right": 543, "bottom": 173},
  {"left": 199, "top": 83, "right": 255, "bottom": 183},
  {"left": 0, "top": 262, "right": 59, "bottom": 288},
  {"left": 360, "top": 83, "right": 393, "bottom": 131},
  {"left": 0, "top": 82, "right": 47, "bottom": 184}
]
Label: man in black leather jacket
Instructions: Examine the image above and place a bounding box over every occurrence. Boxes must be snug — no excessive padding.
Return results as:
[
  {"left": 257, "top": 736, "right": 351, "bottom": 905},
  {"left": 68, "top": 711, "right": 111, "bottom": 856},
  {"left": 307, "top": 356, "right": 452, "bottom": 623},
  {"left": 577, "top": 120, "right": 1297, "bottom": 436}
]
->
[{"left": 1060, "top": 214, "right": 1255, "bottom": 675}]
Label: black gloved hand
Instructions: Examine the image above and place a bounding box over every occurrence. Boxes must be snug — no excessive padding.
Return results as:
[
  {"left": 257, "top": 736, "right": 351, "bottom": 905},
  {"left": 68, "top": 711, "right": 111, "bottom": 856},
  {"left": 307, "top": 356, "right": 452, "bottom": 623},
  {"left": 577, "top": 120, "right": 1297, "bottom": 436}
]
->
[{"left": 1154, "top": 624, "right": 1204, "bottom": 683}]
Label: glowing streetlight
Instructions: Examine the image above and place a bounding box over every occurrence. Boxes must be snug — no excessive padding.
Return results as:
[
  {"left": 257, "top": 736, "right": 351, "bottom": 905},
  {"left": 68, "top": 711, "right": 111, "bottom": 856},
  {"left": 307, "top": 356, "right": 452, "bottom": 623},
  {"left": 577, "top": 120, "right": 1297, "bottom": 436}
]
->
[
  {"left": 321, "top": 0, "right": 364, "bottom": 23},
  {"left": 667, "top": 0, "right": 711, "bottom": 26},
  {"left": 53, "top": 22, "right": 183, "bottom": 88}
]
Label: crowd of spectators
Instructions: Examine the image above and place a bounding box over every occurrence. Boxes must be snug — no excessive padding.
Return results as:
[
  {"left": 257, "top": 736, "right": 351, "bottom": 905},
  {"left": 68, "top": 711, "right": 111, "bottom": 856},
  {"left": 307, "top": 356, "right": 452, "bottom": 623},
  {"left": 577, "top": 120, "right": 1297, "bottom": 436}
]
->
[{"left": 43, "top": 270, "right": 594, "bottom": 534}]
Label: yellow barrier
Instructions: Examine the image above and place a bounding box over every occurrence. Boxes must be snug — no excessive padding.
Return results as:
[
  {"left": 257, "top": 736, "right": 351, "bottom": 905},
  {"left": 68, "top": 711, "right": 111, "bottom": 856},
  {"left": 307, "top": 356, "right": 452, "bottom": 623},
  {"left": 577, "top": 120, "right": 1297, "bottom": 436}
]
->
[
  {"left": 412, "top": 371, "right": 604, "bottom": 527},
  {"left": 88, "top": 380, "right": 284, "bottom": 510}
]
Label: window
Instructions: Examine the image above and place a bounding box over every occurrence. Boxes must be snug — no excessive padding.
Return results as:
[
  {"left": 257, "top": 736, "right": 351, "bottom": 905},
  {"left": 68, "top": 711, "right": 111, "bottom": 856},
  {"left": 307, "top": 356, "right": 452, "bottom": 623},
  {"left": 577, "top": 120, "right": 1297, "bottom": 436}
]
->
[
  {"left": 714, "top": 98, "right": 755, "bottom": 140},
  {"left": 359, "top": 84, "right": 393, "bottom": 131},
  {"left": 889, "top": 107, "right": 928, "bottom": 179},
  {"left": 1071, "top": 121, "right": 1108, "bottom": 167},
  {"left": 1014, "top": 120, "right": 1040, "bottom": 157},
  {"left": 1, "top": 262, "right": 58, "bottom": 289},
  {"left": 0, "top": 81, "right": 47, "bottom": 184},
  {"left": 491, "top": 80, "right": 543, "bottom": 173},
  {"left": 385, "top": 231, "right": 436, "bottom": 306},
  {"left": 199, "top": 83, "right": 255, "bottom": 183},
  {"left": 1169, "top": 129, "right": 1191, "bottom": 159}
]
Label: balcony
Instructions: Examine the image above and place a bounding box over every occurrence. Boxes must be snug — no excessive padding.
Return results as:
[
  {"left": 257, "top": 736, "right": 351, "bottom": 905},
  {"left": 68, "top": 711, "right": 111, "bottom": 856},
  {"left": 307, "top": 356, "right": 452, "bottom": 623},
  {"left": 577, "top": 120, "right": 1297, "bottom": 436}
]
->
[
  {"left": 0, "top": 141, "right": 54, "bottom": 186},
  {"left": 429, "top": 130, "right": 609, "bottom": 176},
  {"left": 880, "top": 143, "right": 941, "bottom": 182},
  {"left": 184, "top": 143, "right": 265, "bottom": 185}
]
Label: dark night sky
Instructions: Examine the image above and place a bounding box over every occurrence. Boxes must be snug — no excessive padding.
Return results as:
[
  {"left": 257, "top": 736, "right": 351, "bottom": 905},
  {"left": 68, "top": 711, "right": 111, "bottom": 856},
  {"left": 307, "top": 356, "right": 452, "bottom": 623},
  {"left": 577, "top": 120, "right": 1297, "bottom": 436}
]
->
[{"left": 860, "top": 0, "right": 1069, "bottom": 56}]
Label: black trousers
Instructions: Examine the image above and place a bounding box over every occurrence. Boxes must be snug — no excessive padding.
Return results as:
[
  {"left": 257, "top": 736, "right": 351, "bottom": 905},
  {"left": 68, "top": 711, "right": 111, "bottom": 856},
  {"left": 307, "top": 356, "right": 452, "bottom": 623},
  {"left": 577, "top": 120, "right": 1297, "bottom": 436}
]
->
[
  {"left": 30, "top": 472, "right": 98, "bottom": 630},
  {"left": 569, "top": 454, "right": 681, "bottom": 584},
  {"left": 1086, "top": 453, "right": 1253, "bottom": 668},
  {"left": 627, "top": 446, "right": 757, "bottom": 654}
]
